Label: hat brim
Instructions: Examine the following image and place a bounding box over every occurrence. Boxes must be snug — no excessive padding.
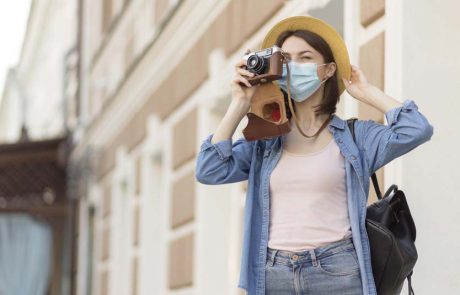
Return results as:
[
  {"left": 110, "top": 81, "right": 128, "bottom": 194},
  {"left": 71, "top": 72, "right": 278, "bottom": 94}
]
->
[{"left": 261, "top": 16, "right": 351, "bottom": 95}]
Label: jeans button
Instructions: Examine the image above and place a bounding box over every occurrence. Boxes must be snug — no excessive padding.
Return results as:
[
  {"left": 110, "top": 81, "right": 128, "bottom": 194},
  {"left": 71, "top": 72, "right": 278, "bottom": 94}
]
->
[{"left": 292, "top": 255, "right": 298, "bottom": 260}]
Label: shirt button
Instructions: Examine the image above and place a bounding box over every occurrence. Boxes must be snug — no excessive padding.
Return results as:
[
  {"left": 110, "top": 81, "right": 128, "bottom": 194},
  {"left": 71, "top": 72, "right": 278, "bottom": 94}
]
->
[
  {"left": 351, "top": 155, "right": 356, "bottom": 160},
  {"left": 338, "top": 139, "right": 343, "bottom": 143}
]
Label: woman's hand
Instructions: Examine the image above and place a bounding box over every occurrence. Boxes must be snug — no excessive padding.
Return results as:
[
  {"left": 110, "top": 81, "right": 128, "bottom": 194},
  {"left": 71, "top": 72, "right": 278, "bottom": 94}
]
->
[
  {"left": 341, "top": 64, "right": 372, "bottom": 102},
  {"left": 230, "top": 57, "right": 260, "bottom": 107},
  {"left": 342, "top": 64, "right": 404, "bottom": 113}
]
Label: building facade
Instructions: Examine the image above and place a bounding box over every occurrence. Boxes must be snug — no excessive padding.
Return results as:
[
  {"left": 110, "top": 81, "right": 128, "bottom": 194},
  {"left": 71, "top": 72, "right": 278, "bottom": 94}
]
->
[
  {"left": 0, "top": 0, "right": 78, "bottom": 294},
  {"left": 1, "top": 0, "right": 458, "bottom": 294},
  {"left": 72, "top": 0, "right": 459, "bottom": 294}
]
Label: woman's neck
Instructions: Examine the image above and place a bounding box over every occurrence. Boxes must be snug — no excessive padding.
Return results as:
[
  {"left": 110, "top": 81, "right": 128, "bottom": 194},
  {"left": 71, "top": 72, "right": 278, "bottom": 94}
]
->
[{"left": 290, "top": 87, "right": 328, "bottom": 131}]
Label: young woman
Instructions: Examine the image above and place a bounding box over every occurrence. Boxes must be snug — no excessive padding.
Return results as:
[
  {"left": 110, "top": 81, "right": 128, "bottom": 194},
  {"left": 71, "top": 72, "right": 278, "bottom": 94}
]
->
[{"left": 195, "top": 16, "right": 433, "bottom": 295}]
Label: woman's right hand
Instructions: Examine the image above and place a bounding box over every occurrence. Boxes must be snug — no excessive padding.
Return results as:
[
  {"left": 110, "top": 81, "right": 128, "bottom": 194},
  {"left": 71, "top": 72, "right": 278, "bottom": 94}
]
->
[{"left": 230, "top": 58, "right": 260, "bottom": 108}]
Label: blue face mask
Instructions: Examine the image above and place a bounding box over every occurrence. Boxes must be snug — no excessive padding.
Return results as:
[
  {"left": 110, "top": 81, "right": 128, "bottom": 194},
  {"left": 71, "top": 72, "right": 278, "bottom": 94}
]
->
[{"left": 276, "top": 61, "right": 331, "bottom": 102}]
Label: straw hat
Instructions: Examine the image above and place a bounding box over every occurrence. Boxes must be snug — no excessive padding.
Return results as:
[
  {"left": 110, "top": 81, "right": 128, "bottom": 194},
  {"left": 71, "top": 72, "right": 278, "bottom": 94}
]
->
[{"left": 261, "top": 15, "right": 351, "bottom": 95}]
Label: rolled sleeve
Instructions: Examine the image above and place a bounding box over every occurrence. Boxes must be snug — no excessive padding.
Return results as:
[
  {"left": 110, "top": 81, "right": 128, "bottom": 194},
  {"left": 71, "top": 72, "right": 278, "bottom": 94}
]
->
[
  {"left": 355, "top": 98, "right": 434, "bottom": 174},
  {"left": 196, "top": 133, "right": 255, "bottom": 185},
  {"left": 385, "top": 99, "right": 419, "bottom": 126},
  {"left": 200, "top": 133, "right": 233, "bottom": 160}
]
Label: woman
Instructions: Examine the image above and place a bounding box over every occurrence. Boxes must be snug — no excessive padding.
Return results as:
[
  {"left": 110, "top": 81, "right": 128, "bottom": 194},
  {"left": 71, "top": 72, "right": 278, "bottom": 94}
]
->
[{"left": 195, "top": 16, "right": 433, "bottom": 295}]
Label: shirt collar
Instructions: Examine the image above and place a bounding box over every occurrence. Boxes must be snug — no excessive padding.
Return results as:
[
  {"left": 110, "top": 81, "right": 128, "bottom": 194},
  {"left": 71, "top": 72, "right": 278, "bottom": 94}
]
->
[
  {"left": 329, "top": 113, "right": 346, "bottom": 130},
  {"left": 278, "top": 113, "right": 345, "bottom": 146}
]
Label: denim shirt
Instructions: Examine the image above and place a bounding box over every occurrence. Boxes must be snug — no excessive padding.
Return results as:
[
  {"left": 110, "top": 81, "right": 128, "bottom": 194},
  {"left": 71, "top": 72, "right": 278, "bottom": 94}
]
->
[{"left": 195, "top": 99, "right": 434, "bottom": 295}]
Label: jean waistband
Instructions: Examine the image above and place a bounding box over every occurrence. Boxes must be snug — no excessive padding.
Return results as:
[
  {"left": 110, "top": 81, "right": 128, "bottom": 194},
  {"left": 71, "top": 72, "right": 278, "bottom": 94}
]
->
[{"left": 266, "top": 236, "right": 355, "bottom": 266}]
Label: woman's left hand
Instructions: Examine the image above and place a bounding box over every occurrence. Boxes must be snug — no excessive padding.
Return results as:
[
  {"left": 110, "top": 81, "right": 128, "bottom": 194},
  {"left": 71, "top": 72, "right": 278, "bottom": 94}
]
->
[{"left": 341, "top": 65, "right": 372, "bottom": 102}]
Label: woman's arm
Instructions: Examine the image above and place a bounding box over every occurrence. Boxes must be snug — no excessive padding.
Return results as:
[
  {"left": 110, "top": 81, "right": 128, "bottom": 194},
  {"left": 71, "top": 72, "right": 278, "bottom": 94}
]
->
[
  {"left": 341, "top": 65, "right": 403, "bottom": 113},
  {"left": 342, "top": 65, "right": 434, "bottom": 174},
  {"left": 355, "top": 98, "right": 433, "bottom": 174},
  {"left": 210, "top": 100, "right": 250, "bottom": 144},
  {"left": 195, "top": 100, "right": 255, "bottom": 185},
  {"left": 195, "top": 58, "right": 260, "bottom": 185}
]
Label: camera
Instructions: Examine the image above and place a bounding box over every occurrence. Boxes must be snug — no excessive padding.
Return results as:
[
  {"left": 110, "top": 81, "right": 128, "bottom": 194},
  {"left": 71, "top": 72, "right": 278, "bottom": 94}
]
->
[{"left": 242, "top": 45, "right": 284, "bottom": 85}]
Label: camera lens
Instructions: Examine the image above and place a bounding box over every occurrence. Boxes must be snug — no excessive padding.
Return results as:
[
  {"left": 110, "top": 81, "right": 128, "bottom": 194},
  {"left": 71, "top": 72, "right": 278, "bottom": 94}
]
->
[{"left": 246, "top": 54, "right": 266, "bottom": 74}]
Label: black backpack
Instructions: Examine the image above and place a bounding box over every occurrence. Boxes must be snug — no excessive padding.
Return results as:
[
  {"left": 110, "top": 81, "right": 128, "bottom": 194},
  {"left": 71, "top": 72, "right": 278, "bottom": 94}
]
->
[{"left": 347, "top": 118, "right": 416, "bottom": 295}]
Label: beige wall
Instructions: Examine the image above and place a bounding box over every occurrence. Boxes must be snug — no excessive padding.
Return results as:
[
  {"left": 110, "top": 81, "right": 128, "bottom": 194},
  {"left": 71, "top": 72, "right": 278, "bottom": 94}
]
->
[
  {"left": 76, "top": 0, "right": 289, "bottom": 294},
  {"left": 357, "top": 2, "right": 386, "bottom": 204}
]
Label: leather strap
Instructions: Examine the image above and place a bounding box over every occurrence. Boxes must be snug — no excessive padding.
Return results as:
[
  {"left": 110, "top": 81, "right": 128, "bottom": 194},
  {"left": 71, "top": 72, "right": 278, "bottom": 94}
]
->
[{"left": 407, "top": 270, "right": 415, "bottom": 295}]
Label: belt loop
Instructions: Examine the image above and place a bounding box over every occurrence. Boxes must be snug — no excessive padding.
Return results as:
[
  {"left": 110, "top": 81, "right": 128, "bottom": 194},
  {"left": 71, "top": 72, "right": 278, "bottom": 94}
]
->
[
  {"left": 309, "top": 249, "right": 318, "bottom": 267},
  {"left": 270, "top": 249, "right": 278, "bottom": 266}
]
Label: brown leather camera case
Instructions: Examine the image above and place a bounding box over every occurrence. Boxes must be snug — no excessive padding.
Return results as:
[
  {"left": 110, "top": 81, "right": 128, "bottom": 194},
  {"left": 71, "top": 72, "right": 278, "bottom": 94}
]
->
[{"left": 242, "top": 82, "right": 291, "bottom": 141}]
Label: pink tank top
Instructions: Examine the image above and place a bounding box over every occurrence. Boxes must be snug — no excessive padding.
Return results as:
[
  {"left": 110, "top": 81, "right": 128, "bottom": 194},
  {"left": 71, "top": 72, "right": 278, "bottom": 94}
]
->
[{"left": 268, "top": 137, "right": 352, "bottom": 251}]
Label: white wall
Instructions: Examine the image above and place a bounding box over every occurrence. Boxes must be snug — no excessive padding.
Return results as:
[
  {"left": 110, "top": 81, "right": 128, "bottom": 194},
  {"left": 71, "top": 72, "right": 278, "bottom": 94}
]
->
[
  {"left": 0, "top": 71, "right": 23, "bottom": 142},
  {"left": 15, "top": 0, "right": 77, "bottom": 140},
  {"left": 400, "top": 0, "right": 460, "bottom": 294}
]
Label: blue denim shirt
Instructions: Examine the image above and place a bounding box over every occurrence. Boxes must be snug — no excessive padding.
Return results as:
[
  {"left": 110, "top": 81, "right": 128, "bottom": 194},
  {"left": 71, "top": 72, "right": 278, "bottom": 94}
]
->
[{"left": 195, "top": 99, "right": 433, "bottom": 295}]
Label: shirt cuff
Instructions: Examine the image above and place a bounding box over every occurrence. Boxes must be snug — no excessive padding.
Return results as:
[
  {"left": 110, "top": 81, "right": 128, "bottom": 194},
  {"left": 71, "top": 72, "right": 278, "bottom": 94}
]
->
[
  {"left": 199, "top": 133, "right": 233, "bottom": 160},
  {"left": 385, "top": 99, "right": 419, "bottom": 126}
]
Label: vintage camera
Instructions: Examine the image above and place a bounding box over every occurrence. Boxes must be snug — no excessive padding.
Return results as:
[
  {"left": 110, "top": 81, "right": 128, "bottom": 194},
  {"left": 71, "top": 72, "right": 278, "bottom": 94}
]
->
[{"left": 242, "top": 45, "right": 284, "bottom": 85}]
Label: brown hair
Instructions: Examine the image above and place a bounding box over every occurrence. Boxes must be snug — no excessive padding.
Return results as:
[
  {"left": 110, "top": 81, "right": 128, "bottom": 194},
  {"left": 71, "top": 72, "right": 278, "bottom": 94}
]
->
[{"left": 275, "top": 30, "right": 340, "bottom": 119}]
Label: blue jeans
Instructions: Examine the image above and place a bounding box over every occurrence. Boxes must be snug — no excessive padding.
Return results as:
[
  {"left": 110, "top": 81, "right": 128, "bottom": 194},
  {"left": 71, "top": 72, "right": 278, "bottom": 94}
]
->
[{"left": 265, "top": 236, "right": 363, "bottom": 295}]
